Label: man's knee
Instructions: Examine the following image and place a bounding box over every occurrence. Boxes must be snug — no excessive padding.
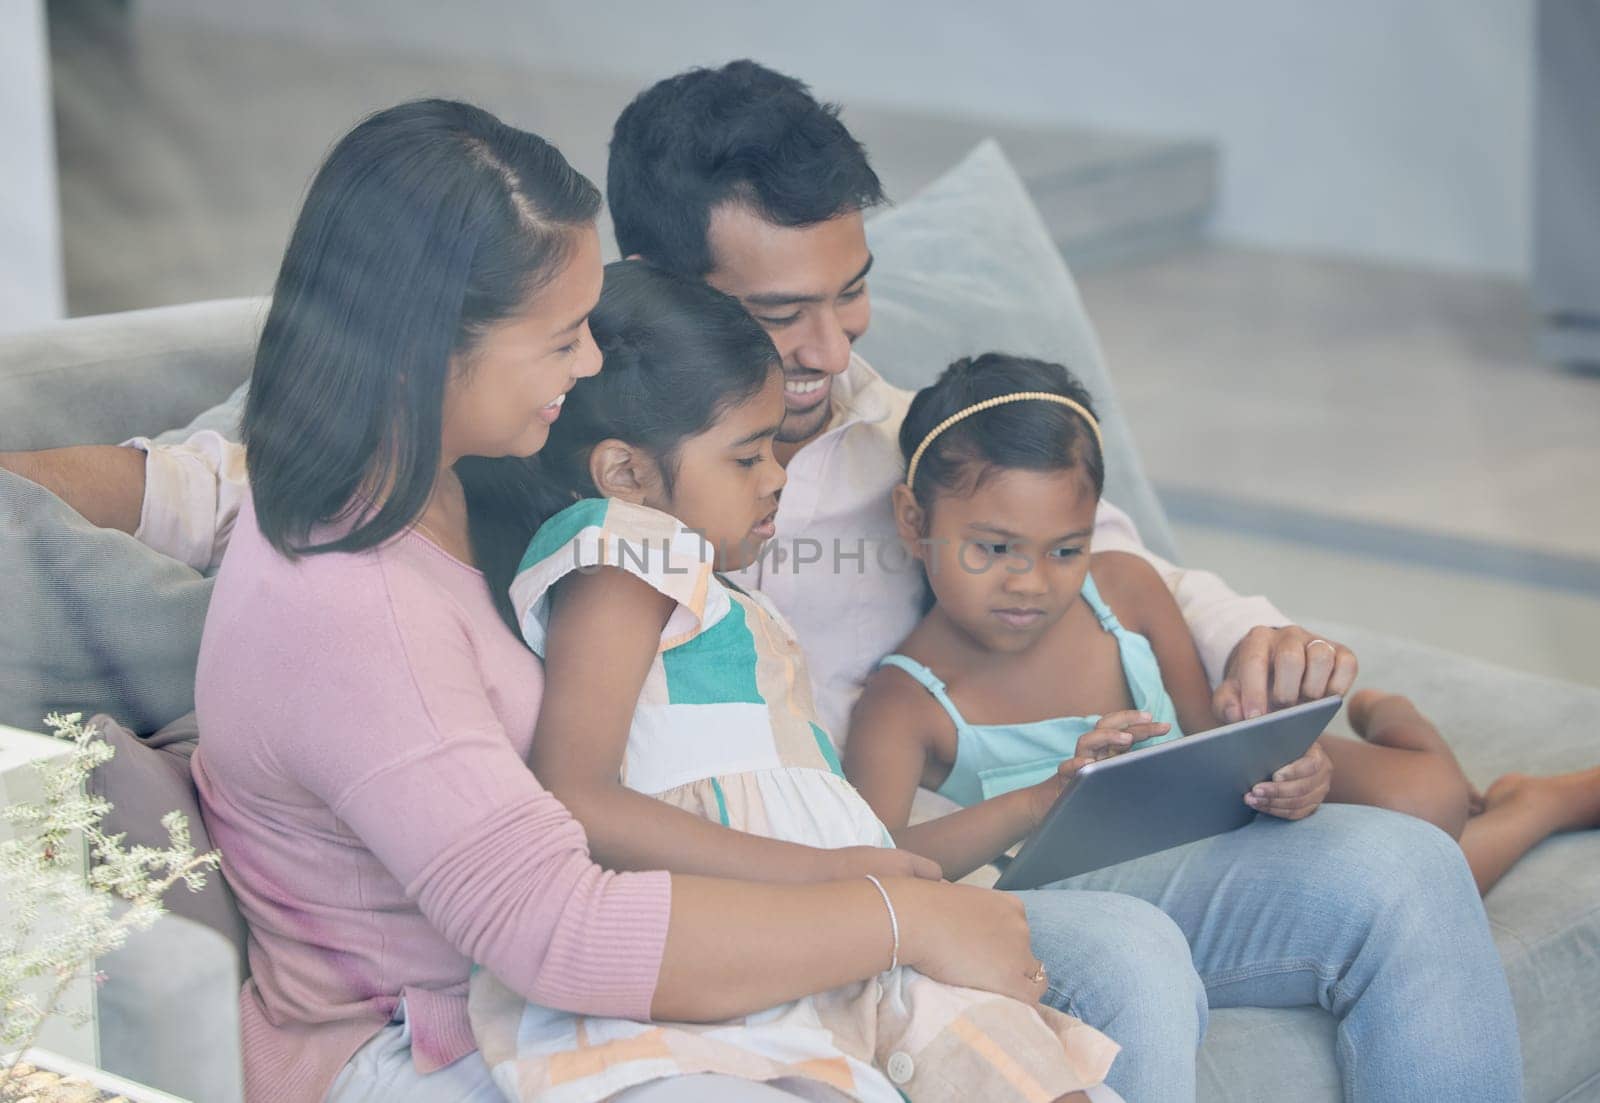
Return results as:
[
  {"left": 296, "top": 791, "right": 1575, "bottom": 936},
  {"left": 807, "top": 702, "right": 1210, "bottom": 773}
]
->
[
  {"left": 1026, "top": 891, "right": 1205, "bottom": 1039},
  {"left": 1309, "top": 804, "right": 1475, "bottom": 929}
]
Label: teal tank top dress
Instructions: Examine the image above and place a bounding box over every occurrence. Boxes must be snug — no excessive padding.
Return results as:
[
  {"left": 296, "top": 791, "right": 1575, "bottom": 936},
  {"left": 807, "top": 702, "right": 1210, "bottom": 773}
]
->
[{"left": 879, "top": 572, "right": 1182, "bottom": 807}]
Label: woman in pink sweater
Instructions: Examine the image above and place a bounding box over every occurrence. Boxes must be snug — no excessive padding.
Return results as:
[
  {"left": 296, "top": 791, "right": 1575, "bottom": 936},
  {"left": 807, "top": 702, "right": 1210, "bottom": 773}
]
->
[{"left": 191, "top": 99, "right": 1057, "bottom": 1103}]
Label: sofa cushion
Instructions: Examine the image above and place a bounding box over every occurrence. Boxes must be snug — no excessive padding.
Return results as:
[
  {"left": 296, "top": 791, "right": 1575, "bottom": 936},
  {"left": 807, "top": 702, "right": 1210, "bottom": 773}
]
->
[
  {"left": 1312, "top": 619, "right": 1600, "bottom": 1103},
  {"left": 97, "top": 912, "right": 244, "bottom": 1102},
  {"left": 153, "top": 380, "right": 250, "bottom": 446},
  {"left": 0, "top": 467, "right": 215, "bottom": 733},
  {"left": 859, "top": 139, "right": 1177, "bottom": 562}
]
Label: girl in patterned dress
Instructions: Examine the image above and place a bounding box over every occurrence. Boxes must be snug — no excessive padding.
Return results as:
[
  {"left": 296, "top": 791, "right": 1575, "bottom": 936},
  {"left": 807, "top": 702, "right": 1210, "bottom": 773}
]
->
[{"left": 466, "top": 261, "right": 1120, "bottom": 1103}]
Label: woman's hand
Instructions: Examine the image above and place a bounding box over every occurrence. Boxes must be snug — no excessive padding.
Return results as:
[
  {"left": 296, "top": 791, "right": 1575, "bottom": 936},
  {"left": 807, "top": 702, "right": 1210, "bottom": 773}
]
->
[
  {"left": 891, "top": 878, "right": 1049, "bottom": 1005},
  {"left": 1024, "top": 710, "right": 1169, "bottom": 828},
  {"left": 814, "top": 845, "right": 943, "bottom": 883}
]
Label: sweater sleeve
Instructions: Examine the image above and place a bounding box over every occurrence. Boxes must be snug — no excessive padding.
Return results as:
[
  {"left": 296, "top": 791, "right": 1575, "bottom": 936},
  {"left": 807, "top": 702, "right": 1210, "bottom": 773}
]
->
[
  {"left": 1091, "top": 497, "right": 1291, "bottom": 686},
  {"left": 325, "top": 732, "right": 672, "bottom": 1018}
]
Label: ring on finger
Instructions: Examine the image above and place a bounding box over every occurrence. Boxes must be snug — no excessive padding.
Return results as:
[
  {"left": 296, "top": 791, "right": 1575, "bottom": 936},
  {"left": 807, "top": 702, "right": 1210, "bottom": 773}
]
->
[
  {"left": 1307, "top": 638, "right": 1335, "bottom": 654},
  {"left": 1027, "top": 961, "right": 1047, "bottom": 984}
]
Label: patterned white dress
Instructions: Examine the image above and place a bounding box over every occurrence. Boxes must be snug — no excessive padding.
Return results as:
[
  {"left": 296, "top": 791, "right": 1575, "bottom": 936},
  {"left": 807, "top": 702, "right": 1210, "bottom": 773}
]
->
[{"left": 468, "top": 498, "right": 1118, "bottom": 1103}]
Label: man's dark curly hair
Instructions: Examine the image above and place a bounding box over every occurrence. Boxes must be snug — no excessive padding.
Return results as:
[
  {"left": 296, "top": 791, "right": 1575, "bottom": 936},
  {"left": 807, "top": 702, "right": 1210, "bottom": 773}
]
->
[{"left": 607, "top": 59, "right": 885, "bottom": 278}]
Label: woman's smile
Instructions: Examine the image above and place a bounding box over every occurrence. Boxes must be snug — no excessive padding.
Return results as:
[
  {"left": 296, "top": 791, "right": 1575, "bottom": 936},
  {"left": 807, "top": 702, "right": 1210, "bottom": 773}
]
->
[{"left": 536, "top": 391, "right": 568, "bottom": 424}]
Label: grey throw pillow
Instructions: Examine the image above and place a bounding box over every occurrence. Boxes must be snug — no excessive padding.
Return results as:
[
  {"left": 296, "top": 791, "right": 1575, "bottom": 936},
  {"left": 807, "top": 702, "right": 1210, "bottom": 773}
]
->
[
  {"left": 0, "top": 300, "right": 258, "bottom": 735},
  {"left": 0, "top": 468, "right": 213, "bottom": 732},
  {"left": 859, "top": 139, "right": 1177, "bottom": 561},
  {"left": 87, "top": 712, "right": 248, "bottom": 968}
]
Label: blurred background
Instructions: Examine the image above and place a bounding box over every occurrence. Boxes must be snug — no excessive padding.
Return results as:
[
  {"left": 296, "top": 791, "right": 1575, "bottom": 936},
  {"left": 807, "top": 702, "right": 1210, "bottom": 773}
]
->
[{"left": 4, "top": 0, "right": 1597, "bottom": 686}]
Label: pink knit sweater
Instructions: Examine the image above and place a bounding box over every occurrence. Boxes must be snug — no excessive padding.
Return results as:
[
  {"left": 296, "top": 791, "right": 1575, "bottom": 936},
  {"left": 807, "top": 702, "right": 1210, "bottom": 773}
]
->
[{"left": 192, "top": 496, "right": 672, "bottom": 1103}]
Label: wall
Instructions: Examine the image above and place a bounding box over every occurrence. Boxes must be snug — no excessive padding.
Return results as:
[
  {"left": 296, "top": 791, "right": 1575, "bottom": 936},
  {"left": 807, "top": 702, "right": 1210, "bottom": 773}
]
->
[
  {"left": 143, "top": 0, "right": 1536, "bottom": 276},
  {"left": 0, "top": 0, "right": 64, "bottom": 333}
]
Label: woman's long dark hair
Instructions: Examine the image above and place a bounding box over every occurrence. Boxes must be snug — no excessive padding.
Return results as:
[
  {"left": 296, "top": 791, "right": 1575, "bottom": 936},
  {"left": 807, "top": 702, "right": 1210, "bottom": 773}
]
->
[
  {"left": 244, "top": 98, "right": 600, "bottom": 559},
  {"left": 466, "top": 260, "right": 780, "bottom": 628}
]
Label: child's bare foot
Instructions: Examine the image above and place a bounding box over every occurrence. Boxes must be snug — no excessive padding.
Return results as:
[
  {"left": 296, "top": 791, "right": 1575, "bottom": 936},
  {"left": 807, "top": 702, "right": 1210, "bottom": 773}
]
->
[
  {"left": 1482, "top": 767, "right": 1600, "bottom": 834},
  {"left": 1347, "top": 689, "right": 1427, "bottom": 746}
]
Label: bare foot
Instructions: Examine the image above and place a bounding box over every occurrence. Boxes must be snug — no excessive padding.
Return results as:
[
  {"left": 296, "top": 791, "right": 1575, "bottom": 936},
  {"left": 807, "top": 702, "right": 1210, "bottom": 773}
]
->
[{"left": 1482, "top": 767, "right": 1600, "bottom": 834}]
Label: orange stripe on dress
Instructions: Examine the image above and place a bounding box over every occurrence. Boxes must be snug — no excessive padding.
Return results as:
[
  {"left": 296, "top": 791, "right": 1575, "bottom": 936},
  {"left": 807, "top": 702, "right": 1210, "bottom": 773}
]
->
[
  {"left": 949, "top": 1016, "right": 1054, "bottom": 1103},
  {"left": 546, "top": 1027, "right": 674, "bottom": 1085},
  {"left": 788, "top": 1057, "right": 858, "bottom": 1092}
]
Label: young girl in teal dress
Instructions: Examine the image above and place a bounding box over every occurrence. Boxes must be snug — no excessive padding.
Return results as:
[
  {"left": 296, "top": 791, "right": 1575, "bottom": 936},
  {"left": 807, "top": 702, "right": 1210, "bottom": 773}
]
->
[
  {"left": 845, "top": 353, "right": 1600, "bottom": 894},
  {"left": 467, "top": 265, "right": 1119, "bottom": 1103}
]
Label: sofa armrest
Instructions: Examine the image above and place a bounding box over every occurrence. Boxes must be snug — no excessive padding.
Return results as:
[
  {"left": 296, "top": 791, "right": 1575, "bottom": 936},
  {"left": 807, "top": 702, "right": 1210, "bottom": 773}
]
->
[
  {"left": 98, "top": 913, "right": 244, "bottom": 1103},
  {"left": 0, "top": 298, "right": 264, "bottom": 450}
]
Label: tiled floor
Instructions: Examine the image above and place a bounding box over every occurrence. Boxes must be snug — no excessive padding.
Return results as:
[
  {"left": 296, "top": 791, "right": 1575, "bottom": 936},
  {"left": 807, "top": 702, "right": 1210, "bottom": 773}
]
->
[
  {"left": 1078, "top": 245, "right": 1600, "bottom": 560},
  {"left": 1171, "top": 520, "right": 1600, "bottom": 689},
  {"left": 49, "top": 9, "right": 1210, "bottom": 316},
  {"left": 1078, "top": 246, "right": 1600, "bottom": 687}
]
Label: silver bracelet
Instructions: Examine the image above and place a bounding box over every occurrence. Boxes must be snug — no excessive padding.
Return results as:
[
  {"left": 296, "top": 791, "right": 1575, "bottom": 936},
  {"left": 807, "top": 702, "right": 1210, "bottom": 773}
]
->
[{"left": 863, "top": 874, "right": 900, "bottom": 973}]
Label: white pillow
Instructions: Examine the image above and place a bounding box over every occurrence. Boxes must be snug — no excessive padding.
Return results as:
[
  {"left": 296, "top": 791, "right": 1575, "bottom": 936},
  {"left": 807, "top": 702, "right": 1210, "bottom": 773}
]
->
[{"left": 859, "top": 139, "right": 1177, "bottom": 560}]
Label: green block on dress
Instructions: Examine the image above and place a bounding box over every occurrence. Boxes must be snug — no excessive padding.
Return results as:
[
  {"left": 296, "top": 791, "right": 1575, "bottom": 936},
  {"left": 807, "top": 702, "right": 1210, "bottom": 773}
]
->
[
  {"left": 810, "top": 723, "right": 845, "bottom": 777},
  {"left": 661, "top": 600, "right": 764, "bottom": 705},
  {"left": 517, "top": 498, "right": 611, "bottom": 574}
]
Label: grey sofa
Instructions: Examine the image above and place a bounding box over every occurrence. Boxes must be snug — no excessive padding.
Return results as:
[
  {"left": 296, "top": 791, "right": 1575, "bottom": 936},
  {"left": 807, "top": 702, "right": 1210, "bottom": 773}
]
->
[
  {"left": 9, "top": 304, "right": 1600, "bottom": 1103},
  {"left": 4, "top": 143, "right": 1598, "bottom": 1101}
]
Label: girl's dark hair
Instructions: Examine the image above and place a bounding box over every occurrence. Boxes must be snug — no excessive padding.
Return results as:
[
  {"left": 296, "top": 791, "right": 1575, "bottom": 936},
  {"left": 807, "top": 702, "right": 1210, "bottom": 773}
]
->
[
  {"left": 468, "top": 259, "right": 781, "bottom": 623},
  {"left": 244, "top": 98, "right": 600, "bottom": 559},
  {"left": 899, "top": 353, "right": 1105, "bottom": 515}
]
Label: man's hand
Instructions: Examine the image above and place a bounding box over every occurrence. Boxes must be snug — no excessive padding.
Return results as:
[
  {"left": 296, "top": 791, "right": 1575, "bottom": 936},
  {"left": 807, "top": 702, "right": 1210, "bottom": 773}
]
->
[
  {"left": 0, "top": 445, "right": 147, "bottom": 534},
  {"left": 1213, "top": 625, "right": 1358, "bottom": 724},
  {"left": 1245, "top": 740, "right": 1332, "bottom": 820}
]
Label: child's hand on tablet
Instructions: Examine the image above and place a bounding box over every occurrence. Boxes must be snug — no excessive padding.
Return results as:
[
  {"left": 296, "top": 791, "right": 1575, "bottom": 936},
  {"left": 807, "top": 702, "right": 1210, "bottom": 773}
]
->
[
  {"left": 1025, "top": 711, "right": 1171, "bottom": 826},
  {"left": 1244, "top": 740, "right": 1333, "bottom": 820},
  {"left": 1076, "top": 710, "right": 1170, "bottom": 763}
]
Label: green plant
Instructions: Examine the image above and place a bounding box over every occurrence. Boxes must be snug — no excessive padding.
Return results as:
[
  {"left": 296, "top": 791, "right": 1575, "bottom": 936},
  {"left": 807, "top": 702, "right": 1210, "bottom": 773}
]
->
[{"left": 0, "top": 713, "right": 219, "bottom": 1097}]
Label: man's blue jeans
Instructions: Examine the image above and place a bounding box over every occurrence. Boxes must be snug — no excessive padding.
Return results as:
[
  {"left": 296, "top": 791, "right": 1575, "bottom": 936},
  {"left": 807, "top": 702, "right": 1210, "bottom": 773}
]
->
[{"left": 1013, "top": 804, "right": 1521, "bottom": 1103}]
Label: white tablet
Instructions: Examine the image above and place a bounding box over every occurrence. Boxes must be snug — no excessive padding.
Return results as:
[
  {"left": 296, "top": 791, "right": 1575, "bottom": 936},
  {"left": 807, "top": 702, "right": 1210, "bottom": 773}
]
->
[{"left": 993, "top": 695, "right": 1342, "bottom": 891}]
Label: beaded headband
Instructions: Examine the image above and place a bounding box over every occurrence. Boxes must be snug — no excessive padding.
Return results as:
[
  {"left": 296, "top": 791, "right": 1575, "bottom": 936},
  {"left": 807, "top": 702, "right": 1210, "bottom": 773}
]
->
[{"left": 904, "top": 391, "right": 1103, "bottom": 489}]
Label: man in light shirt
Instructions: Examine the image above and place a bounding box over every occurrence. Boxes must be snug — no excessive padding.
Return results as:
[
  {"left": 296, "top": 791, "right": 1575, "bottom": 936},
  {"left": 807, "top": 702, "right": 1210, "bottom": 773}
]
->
[{"left": 2, "top": 61, "right": 1519, "bottom": 1103}]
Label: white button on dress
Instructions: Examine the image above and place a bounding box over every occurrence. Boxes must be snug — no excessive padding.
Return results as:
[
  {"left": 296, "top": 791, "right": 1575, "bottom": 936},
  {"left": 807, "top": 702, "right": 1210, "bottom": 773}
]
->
[{"left": 887, "top": 1051, "right": 915, "bottom": 1084}]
